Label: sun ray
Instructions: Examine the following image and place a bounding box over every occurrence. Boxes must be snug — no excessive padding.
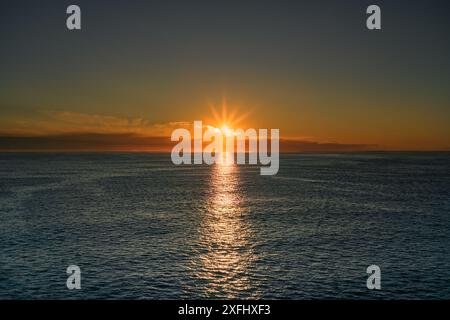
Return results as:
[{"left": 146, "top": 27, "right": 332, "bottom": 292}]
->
[
  {"left": 221, "top": 97, "right": 228, "bottom": 125},
  {"left": 207, "top": 97, "right": 251, "bottom": 129}
]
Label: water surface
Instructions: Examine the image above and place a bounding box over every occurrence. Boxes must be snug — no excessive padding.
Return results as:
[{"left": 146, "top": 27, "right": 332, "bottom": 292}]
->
[{"left": 0, "top": 153, "right": 449, "bottom": 299}]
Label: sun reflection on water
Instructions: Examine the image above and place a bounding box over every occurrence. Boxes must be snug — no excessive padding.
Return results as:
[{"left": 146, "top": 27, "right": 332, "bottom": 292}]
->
[{"left": 190, "top": 157, "right": 259, "bottom": 298}]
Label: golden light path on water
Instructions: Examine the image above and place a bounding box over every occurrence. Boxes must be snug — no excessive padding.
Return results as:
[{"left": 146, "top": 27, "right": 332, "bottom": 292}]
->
[{"left": 191, "top": 152, "right": 260, "bottom": 298}]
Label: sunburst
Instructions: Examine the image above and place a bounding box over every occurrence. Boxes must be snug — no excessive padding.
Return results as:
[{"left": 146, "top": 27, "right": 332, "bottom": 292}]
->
[{"left": 206, "top": 97, "right": 251, "bottom": 130}]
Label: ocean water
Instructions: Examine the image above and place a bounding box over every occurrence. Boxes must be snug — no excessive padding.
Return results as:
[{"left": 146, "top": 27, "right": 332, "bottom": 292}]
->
[{"left": 0, "top": 152, "right": 449, "bottom": 299}]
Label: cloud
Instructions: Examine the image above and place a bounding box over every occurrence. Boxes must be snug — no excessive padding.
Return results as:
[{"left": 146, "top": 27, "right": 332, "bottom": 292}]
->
[
  {"left": 279, "top": 139, "right": 378, "bottom": 152},
  {"left": 0, "top": 110, "right": 379, "bottom": 152},
  {"left": 0, "top": 110, "right": 191, "bottom": 137},
  {"left": 0, "top": 133, "right": 378, "bottom": 152},
  {"left": 0, "top": 133, "right": 171, "bottom": 152}
]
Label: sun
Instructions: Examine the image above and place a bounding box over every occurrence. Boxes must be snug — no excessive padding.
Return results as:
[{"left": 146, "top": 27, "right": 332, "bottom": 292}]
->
[
  {"left": 206, "top": 97, "right": 250, "bottom": 133},
  {"left": 220, "top": 125, "right": 237, "bottom": 137},
  {"left": 202, "top": 97, "right": 252, "bottom": 162}
]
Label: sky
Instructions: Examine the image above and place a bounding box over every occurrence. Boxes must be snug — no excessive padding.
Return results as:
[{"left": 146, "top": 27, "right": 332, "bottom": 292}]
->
[{"left": 1, "top": 0, "right": 449, "bottom": 151}]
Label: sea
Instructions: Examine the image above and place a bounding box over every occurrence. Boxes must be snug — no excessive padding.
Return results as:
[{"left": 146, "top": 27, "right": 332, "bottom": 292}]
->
[{"left": 0, "top": 152, "right": 449, "bottom": 299}]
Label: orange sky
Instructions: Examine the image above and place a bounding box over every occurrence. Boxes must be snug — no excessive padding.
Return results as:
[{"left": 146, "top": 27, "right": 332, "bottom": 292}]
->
[
  {"left": 1, "top": 2, "right": 450, "bottom": 152},
  {"left": 0, "top": 97, "right": 449, "bottom": 152}
]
